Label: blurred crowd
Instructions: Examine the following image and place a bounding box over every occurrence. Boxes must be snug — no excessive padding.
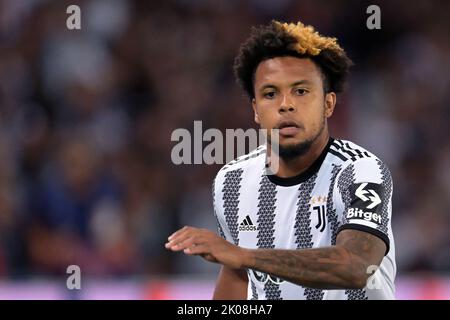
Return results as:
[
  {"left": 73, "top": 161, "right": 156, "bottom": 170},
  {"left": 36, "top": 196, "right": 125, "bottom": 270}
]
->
[{"left": 0, "top": 0, "right": 449, "bottom": 279}]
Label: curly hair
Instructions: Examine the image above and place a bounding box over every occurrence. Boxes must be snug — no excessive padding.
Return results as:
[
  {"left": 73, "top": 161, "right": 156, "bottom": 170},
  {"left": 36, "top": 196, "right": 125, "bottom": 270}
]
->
[{"left": 233, "top": 20, "right": 353, "bottom": 100}]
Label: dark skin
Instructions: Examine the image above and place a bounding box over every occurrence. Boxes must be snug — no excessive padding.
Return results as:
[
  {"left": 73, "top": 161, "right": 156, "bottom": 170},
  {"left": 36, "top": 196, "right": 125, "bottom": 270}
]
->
[
  {"left": 165, "top": 56, "right": 386, "bottom": 299},
  {"left": 251, "top": 56, "right": 334, "bottom": 178}
]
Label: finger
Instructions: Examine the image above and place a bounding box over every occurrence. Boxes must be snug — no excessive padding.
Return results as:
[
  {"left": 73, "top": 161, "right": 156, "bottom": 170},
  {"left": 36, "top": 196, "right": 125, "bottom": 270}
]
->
[
  {"left": 165, "top": 237, "right": 190, "bottom": 250},
  {"left": 169, "top": 227, "right": 197, "bottom": 241},
  {"left": 166, "top": 230, "right": 193, "bottom": 248},
  {"left": 173, "top": 229, "right": 208, "bottom": 247},
  {"left": 168, "top": 225, "right": 191, "bottom": 241},
  {"left": 167, "top": 232, "right": 205, "bottom": 251},
  {"left": 184, "top": 243, "right": 209, "bottom": 255},
  {"left": 168, "top": 226, "right": 204, "bottom": 243},
  {"left": 169, "top": 236, "right": 199, "bottom": 251}
]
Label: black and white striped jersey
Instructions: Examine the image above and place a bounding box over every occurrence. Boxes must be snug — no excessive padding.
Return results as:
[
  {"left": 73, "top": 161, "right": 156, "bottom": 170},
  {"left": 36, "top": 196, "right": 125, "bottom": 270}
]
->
[{"left": 212, "top": 137, "right": 396, "bottom": 300}]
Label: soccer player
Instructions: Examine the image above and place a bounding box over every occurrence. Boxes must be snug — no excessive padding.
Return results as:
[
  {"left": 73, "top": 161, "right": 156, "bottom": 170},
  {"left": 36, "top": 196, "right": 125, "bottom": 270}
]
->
[{"left": 166, "top": 20, "right": 396, "bottom": 300}]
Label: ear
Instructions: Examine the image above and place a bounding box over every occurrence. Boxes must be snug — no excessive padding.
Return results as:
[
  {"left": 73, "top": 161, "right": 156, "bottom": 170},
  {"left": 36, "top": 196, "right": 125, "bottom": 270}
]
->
[
  {"left": 252, "top": 98, "right": 260, "bottom": 124},
  {"left": 324, "top": 92, "right": 336, "bottom": 118}
]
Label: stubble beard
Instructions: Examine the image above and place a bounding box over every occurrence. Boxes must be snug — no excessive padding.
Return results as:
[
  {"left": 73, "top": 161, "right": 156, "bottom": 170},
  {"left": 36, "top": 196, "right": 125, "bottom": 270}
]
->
[{"left": 270, "top": 115, "right": 326, "bottom": 161}]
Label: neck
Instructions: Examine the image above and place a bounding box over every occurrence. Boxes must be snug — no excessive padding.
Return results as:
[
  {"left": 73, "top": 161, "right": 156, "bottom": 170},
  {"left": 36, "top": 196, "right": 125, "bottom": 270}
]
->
[{"left": 269, "top": 130, "right": 330, "bottom": 178}]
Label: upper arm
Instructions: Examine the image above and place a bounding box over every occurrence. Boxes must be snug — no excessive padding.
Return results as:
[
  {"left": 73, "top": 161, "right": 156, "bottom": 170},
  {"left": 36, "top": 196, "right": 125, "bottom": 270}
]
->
[
  {"left": 333, "top": 156, "right": 393, "bottom": 288},
  {"left": 213, "top": 266, "right": 248, "bottom": 300},
  {"left": 335, "top": 157, "right": 393, "bottom": 255}
]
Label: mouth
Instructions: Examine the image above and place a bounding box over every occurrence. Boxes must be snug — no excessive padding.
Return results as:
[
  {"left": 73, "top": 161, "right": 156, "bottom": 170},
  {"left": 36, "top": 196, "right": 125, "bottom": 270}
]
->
[{"left": 277, "top": 120, "right": 302, "bottom": 137}]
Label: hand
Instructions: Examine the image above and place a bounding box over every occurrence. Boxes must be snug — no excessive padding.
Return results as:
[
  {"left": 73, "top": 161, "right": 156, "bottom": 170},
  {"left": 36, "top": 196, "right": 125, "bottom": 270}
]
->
[{"left": 165, "top": 226, "right": 246, "bottom": 269}]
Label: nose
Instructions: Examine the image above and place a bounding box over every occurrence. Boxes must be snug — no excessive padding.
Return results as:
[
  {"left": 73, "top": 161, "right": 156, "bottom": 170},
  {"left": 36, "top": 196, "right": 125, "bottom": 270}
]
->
[{"left": 279, "top": 94, "right": 296, "bottom": 113}]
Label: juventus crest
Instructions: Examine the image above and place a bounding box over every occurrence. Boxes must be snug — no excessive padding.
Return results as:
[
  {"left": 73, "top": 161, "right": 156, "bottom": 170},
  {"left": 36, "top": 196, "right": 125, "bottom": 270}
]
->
[{"left": 310, "top": 196, "right": 328, "bottom": 232}]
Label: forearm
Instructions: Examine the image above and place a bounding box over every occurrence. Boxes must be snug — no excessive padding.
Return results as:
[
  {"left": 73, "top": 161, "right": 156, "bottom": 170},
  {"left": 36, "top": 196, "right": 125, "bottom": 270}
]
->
[
  {"left": 166, "top": 226, "right": 385, "bottom": 290},
  {"left": 239, "top": 246, "right": 369, "bottom": 289},
  {"left": 213, "top": 266, "right": 248, "bottom": 300}
]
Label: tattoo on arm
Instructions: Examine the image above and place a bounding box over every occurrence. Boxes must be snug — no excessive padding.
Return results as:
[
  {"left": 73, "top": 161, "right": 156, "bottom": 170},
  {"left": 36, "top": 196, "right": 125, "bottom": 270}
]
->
[{"left": 243, "top": 229, "right": 386, "bottom": 289}]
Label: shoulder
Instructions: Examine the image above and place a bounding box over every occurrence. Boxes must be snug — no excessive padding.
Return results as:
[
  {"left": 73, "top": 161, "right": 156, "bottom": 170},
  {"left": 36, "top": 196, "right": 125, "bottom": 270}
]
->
[
  {"left": 213, "top": 144, "right": 266, "bottom": 186},
  {"left": 330, "top": 139, "right": 393, "bottom": 190},
  {"left": 329, "top": 138, "right": 375, "bottom": 164}
]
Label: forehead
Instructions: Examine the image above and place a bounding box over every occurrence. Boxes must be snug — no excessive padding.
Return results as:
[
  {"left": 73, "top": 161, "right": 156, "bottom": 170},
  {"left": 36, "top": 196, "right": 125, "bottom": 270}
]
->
[{"left": 254, "top": 56, "right": 322, "bottom": 87}]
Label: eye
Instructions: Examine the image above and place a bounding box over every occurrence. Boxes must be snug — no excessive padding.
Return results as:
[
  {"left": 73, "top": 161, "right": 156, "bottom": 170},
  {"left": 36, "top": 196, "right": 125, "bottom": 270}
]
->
[
  {"left": 294, "top": 88, "right": 308, "bottom": 96},
  {"left": 263, "top": 91, "right": 276, "bottom": 99}
]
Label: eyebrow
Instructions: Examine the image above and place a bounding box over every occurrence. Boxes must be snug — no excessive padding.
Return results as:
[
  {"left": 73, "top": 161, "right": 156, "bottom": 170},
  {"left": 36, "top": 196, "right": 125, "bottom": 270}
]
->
[{"left": 258, "top": 80, "right": 313, "bottom": 92}]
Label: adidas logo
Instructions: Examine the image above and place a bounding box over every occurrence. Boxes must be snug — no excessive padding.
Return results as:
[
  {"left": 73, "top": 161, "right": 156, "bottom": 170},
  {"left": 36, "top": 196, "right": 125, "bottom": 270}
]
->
[{"left": 239, "top": 215, "right": 257, "bottom": 232}]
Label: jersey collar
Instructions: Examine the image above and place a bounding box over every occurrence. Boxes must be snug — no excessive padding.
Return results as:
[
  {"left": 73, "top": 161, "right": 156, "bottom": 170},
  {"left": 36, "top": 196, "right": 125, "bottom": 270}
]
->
[{"left": 267, "top": 137, "right": 333, "bottom": 187}]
